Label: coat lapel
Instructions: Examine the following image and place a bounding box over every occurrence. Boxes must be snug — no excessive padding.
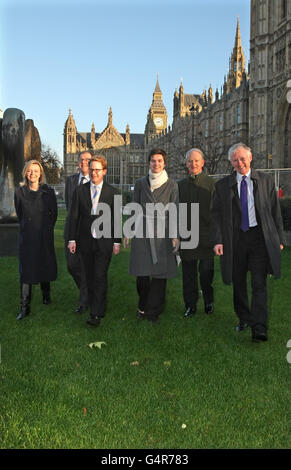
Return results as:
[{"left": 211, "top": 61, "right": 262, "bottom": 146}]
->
[
  {"left": 82, "top": 181, "right": 92, "bottom": 211},
  {"left": 228, "top": 171, "right": 241, "bottom": 213}
]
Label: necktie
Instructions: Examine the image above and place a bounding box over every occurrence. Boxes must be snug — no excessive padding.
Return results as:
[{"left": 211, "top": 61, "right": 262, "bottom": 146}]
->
[
  {"left": 91, "top": 186, "right": 99, "bottom": 215},
  {"left": 80, "top": 176, "right": 86, "bottom": 185},
  {"left": 240, "top": 175, "right": 249, "bottom": 232}
]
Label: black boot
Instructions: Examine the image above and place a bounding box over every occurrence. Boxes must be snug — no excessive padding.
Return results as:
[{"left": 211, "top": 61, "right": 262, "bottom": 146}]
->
[
  {"left": 41, "top": 282, "right": 51, "bottom": 305},
  {"left": 17, "top": 283, "right": 32, "bottom": 320}
]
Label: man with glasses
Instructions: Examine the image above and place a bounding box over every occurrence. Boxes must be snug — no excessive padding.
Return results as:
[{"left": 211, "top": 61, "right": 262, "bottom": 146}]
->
[{"left": 67, "top": 156, "right": 121, "bottom": 326}]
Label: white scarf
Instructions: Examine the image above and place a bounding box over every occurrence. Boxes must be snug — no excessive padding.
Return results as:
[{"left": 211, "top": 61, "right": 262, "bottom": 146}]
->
[{"left": 148, "top": 169, "right": 168, "bottom": 192}]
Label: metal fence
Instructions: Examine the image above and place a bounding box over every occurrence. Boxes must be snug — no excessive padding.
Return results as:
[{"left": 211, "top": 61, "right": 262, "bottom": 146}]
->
[
  {"left": 51, "top": 168, "right": 291, "bottom": 207},
  {"left": 209, "top": 168, "right": 291, "bottom": 197}
]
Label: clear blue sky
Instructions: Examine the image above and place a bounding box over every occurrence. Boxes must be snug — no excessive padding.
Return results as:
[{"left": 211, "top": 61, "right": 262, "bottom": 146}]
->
[{"left": 1, "top": 0, "right": 250, "bottom": 164}]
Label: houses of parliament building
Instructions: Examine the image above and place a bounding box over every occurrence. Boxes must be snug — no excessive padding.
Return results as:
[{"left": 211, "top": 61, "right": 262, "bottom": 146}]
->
[{"left": 63, "top": 0, "right": 291, "bottom": 184}]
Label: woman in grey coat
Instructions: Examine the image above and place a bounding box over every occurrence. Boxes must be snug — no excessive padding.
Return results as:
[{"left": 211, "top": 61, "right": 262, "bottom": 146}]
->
[{"left": 128, "top": 148, "right": 179, "bottom": 322}]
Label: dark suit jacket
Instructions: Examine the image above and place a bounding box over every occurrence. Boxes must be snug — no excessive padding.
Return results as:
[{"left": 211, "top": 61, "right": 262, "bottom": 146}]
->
[
  {"left": 68, "top": 180, "right": 121, "bottom": 254},
  {"left": 65, "top": 173, "right": 80, "bottom": 211},
  {"left": 64, "top": 173, "right": 80, "bottom": 241},
  {"left": 211, "top": 169, "right": 284, "bottom": 284}
]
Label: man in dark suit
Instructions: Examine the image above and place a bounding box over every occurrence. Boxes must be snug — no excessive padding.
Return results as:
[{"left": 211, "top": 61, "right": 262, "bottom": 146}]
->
[
  {"left": 178, "top": 148, "right": 215, "bottom": 317},
  {"left": 64, "top": 150, "right": 92, "bottom": 313},
  {"left": 211, "top": 143, "right": 284, "bottom": 342},
  {"left": 68, "top": 155, "right": 121, "bottom": 326}
]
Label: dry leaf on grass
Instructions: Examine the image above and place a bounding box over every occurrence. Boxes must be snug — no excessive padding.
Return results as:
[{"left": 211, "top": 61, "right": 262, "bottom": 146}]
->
[{"left": 88, "top": 341, "right": 106, "bottom": 349}]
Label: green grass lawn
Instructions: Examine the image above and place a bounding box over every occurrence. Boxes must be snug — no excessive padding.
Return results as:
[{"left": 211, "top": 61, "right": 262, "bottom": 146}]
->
[{"left": 0, "top": 209, "right": 291, "bottom": 449}]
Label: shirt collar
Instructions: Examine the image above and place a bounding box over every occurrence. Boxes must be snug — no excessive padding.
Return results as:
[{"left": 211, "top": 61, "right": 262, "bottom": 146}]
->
[
  {"left": 236, "top": 170, "right": 251, "bottom": 183},
  {"left": 79, "top": 173, "right": 89, "bottom": 183},
  {"left": 90, "top": 180, "right": 103, "bottom": 190}
]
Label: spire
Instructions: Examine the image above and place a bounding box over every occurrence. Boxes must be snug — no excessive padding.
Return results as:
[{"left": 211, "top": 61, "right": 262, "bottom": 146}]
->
[
  {"left": 226, "top": 17, "right": 247, "bottom": 90},
  {"left": 108, "top": 106, "right": 113, "bottom": 126},
  {"left": 155, "top": 73, "right": 161, "bottom": 93},
  {"left": 235, "top": 16, "right": 242, "bottom": 49}
]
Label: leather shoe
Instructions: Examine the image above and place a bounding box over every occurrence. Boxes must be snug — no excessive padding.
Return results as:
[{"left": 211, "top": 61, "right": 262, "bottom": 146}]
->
[
  {"left": 17, "top": 311, "right": 29, "bottom": 320},
  {"left": 252, "top": 329, "right": 268, "bottom": 342},
  {"left": 184, "top": 306, "right": 196, "bottom": 317},
  {"left": 236, "top": 322, "right": 249, "bottom": 332},
  {"left": 205, "top": 303, "right": 214, "bottom": 314},
  {"left": 136, "top": 309, "right": 145, "bottom": 319},
  {"left": 75, "top": 305, "right": 87, "bottom": 313},
  {"left": 86, "top": 316, "right": 100, "bottom": 326}
]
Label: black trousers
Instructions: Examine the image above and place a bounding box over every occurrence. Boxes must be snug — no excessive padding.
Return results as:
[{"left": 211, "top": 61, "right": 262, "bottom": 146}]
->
[
  {"left": 136, "top": 276, "right": 167, "bottom": 319},
  {"left": 65, "top": 242, "right": 88, "bottom": 308},
  {"left": 81, "top": 241, "right": 112, "bottom": 318},
  {"left": 181, "top": 258, "right": 214, "bottom": 308},
  {"left": 233, "top": 226, "right": 269, "bottom": 331}
]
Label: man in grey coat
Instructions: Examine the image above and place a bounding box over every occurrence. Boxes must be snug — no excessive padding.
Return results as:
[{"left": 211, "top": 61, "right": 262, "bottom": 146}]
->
[
  {"left": 211, "top": 143, "right": 284, "bottom": 342},
  {"left": 64, "top": 150, "right": 92, "bottom": 313}
]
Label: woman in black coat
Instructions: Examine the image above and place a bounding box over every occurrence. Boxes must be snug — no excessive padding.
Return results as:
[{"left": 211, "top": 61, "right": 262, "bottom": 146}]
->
[{"left": 14, "top": 160, "right": 58, "bottom": 320}]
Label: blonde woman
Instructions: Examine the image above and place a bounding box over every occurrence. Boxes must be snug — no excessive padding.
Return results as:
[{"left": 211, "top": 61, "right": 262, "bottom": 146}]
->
[{"left": 14, "top": 160, "right": 58, "bottom": 320}]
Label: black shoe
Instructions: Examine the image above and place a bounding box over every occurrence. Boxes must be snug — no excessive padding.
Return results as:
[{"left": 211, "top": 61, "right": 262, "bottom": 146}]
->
[
  {"left": 43, "top": 296, "right": 51, "bottom": 305},
  {"left": 236, "top": 322, "right": 249, "bottom": 332},
  {"left": 17, "top": 311, "right": 30, "bottom": 320},
  {"left": 184, "top": 306, "right": 196, "bottom": 318},
  {"left": 205, "top": 303, "right": 214, "bottom": 314},
  {"left": 136, "top": 309, "right": 145, "bottom": 319},
  {"left": 252, "top": 329, "right": 268, "bottom": 342},
  {"left": 87, "top": 316, "right": 101, "bottom": 326},
  {"left": 75, "top": 305, "right": 87, "bottom": 313}
]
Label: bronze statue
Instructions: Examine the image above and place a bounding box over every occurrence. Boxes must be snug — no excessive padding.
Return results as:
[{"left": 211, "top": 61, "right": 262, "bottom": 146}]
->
[{"left": 0, "top": 108, "right": 41, "bottom": 222}]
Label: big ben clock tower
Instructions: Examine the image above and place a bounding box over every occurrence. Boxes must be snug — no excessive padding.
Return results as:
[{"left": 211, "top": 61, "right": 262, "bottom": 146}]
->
[{"left": 145, "top": 74, "right": 168, "bottom": 144}]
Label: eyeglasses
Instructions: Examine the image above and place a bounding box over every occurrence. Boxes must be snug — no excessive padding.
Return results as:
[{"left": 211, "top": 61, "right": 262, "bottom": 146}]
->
[{"left": 90, "top": 168, "right": 104, "bottom": 173}]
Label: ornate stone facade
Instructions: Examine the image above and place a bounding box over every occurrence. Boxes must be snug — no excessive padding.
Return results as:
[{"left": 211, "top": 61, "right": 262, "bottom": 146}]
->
[
  {"left": 63, "top": 1, "right": 291, "bottom": 184},
  {"left": 249, "top": 0, "right": 291, "bottom": 168}
]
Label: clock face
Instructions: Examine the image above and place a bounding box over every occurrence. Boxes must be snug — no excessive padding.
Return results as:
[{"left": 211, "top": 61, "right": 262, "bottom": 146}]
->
[{"left": 154, "top": 117, "right": 163, "bottom": 127}]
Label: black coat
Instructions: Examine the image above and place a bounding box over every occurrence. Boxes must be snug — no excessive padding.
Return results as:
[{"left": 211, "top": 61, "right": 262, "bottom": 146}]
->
[
  {"left": 211, "top": 169, "right": 285, "bottom": 284},
  {"left": 14, "top": 184, "right": 58, "bottom": 283},
  {"left": 64, "top": 173, "right": 79, "bottom": 241},
  {"left": 178, "top": 173, "right": 215, "bottom": 260}
]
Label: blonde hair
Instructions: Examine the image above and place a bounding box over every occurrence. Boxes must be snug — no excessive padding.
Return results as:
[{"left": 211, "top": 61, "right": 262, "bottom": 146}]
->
[
  {"left": 20, "top": 160, "right": 46, "bottom": 187},
  {"left": 90, "top": 155, "right": 108, "bottom": 170}
]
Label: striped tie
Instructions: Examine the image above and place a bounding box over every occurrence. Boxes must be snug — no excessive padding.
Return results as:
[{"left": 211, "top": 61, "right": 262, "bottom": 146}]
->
[{"left": 91, "top": 186, "right": 99, "bottom": 215}]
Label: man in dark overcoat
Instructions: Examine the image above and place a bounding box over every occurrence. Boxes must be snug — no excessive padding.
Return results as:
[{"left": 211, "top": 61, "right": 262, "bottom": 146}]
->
[
  {"left": 64, "top": 150, "right": 92, "bottom": 313},
  {"left": 67, "top": 155, "right": 121, "bottom": 327},
  {"left": 211, "top": 142, "right": 284, "bottom": 342},
  {"left": 178, "top": 148, "right": 215, "bottom": 317}
]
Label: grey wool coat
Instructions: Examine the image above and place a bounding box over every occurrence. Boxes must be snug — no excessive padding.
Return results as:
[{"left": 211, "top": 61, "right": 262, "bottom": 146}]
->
[
  {"left": 211, "top": 169, "right": 285, "bottom": 285},
  {"left": 129, "top": 176, "right": 179, "bottom": 279}
]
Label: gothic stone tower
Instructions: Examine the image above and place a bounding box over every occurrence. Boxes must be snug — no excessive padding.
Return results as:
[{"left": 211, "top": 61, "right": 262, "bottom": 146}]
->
[
  {"left": 249, "top": 0, "right": 291, "bottom": 167},
  {"left": 144, "top": 75, "right": 168, "bottom": 144}
]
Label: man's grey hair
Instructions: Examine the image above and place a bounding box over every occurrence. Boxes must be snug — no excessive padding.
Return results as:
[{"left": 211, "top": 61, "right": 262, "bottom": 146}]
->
[
  {"left": 185, "top": 148, "right": 205, "bottom": 163},
  {"left": 228, "top": 143, "right": 252, "bottom": 161}
]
